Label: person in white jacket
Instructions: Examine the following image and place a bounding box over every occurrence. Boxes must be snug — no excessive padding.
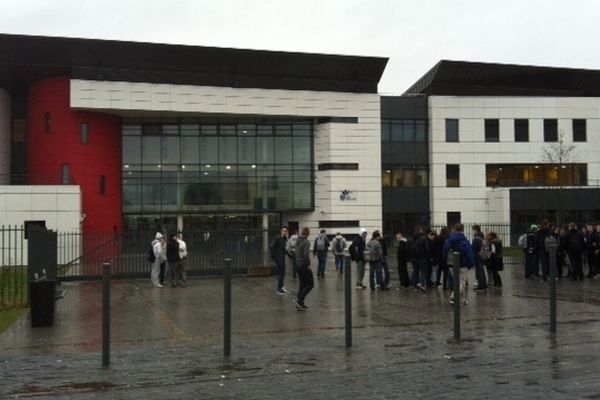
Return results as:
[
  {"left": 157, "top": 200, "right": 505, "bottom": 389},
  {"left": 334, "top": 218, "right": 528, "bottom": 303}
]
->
[
  {"left": 177, "top": 231, "right": 188, "bottom": 286},
  {"left": 151, "top": 232, "right": 165, "bottom": 287}
]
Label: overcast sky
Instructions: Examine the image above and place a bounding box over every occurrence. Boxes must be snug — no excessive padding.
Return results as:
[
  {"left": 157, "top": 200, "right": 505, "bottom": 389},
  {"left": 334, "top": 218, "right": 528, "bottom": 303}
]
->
[{"left": 2, "top": 0, "right": 600, "bottom": 93}]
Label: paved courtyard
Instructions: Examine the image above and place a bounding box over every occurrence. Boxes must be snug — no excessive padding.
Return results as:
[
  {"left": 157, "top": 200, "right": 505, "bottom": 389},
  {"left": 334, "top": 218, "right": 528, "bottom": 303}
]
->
[{"left": 2, "top": 261, "right": 600, "bottom": 399}]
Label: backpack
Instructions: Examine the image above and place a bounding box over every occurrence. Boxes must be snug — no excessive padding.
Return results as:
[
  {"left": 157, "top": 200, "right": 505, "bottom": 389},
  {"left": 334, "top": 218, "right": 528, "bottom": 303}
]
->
[
  {"left": 335, "top": 238, "right": 345, "bottom": 254},
  {"left": 147, "top": 244, "right": 156, "bottom": 263},
  {"left": 286, "top": 234, "right": 298, "bottom": 256},
  {"left": 410, "top": 235, "right": 427, "bottom": 259},
  {"left": 363, "top": 243, "right": 372, "bottom": 262},
  {"left": 446, "top": 239, "right": 462, "bottom": 266},
  {"left": 316, "top": 236, "right": 326, "bottom": 251},
  {"left": 479, "top": 243, "right": 491, "bottom": 262}
]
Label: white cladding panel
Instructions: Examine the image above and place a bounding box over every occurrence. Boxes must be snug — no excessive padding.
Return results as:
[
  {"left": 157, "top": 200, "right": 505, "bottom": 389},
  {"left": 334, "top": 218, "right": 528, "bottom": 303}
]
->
[{"left": 71, "top": 80, "right": 382, "bottom": 234}]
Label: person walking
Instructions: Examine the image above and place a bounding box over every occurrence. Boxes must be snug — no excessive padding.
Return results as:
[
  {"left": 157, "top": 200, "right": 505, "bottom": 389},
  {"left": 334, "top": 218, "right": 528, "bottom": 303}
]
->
[
  {"left": 443, "top": 223, "right": 475, "bottom": 305},
  {"left": 166, "top": 233, "right": 182, "bottom": 287},
  {"left": 313, "top": 229, "right": 330, "bottom": 277},
  {"left": 270, "top": 226, "right": 289, "bottom": 295},
  {"left": 294, "top": 227, "right": 314, "bottom": 310},
  {"left": 349, "top": 228, "right": 368, "bottom": 289},
  {"left": 150, "top": 232, "right": 165, "bottom": 288},
  {"left": 395, "top": 231, "right": 410, "bottom": 288},
  {"left": 331, "top": 232, "right": 347, "bottom": 275}
]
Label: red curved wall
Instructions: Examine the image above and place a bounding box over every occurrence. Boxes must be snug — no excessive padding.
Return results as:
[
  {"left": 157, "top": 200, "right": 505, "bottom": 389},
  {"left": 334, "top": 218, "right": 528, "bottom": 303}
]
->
[{"left": 28, "top": 77, "right": 123, "bottom": 233}]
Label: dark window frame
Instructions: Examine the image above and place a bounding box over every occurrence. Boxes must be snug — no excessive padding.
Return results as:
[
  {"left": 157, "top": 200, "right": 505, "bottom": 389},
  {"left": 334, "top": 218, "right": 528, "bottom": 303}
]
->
[
  {"left": 514, "top": 119, "right": 529, "bottom": 142},
  {"left": 573, "top": 119, "right": 586, "bottom": 142},
  {"left": 61, "top": 164, "right": 70, "bottom": 184},
  {"left": 318, "top": 163, "right": 359, "bottom": 171},
  {"left": 544, "top": 119, "right": 558, "bottom": 142},
  {"left": 81, "top": 122, "right": 89, "bottom": 144},
  {"left": 484, "top": 119, "right": 500, "bottom": 142},
  {"left": 446, "top": 164, "right": 460, "bottom": 187},
  {"left": 318, "top": 220, "right": 360, "bottom": 229},
  {"left": 445, "top": 119, "right": 459, "bottom": 142}
]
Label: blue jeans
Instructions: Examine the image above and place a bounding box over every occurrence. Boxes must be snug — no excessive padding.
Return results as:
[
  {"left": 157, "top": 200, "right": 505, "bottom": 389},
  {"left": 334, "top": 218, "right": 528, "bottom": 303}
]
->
[
  {"left": 275, "top": 258, "right": 286, "bottom": 290},
  {"left": 412, "top": 259, "right": 429, "bottom": 286},
  {"left": 474, "top": 259, "right": 487, "bottom": 288},
  {"left": 369, "top": 260, "right": 384, "bottom": 289},
  {"left": 334, "top": 255, "right": 345, "bottom": 273}
]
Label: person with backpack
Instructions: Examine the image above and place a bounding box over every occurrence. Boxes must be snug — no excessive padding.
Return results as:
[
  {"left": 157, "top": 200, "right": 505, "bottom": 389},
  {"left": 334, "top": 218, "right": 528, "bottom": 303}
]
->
[
  {"left": 150, "top": 232, "right": 165, "bottom": 288},
  {"left": 270, "top": 226, "right": 289, "bottom": 294},
  {"left": 410, "top": 225, "right": 430, "bottom": 292},
  {"left": 313, "top": 229, "right": 330, "bottom": 278},
  {"left": 471, "top": 225, "right": 488, "bottom": 290},
  {"left": 566, "top": 222, "right": 585, "bottom": 281},
  {"left": 349, "top": 228, "right": 368, "bottom": 289},
  {"left": 286, "top": 229, "right": 299, "bottom": 279},
  {"left": 331, "top": 232, "right": 347, "bottom": 275},
  {"left": 367, "top": 231, "right": 388, "bottom": 290},
  {"left": 442, "top": 223, "right": 475, "bottom": 305}
]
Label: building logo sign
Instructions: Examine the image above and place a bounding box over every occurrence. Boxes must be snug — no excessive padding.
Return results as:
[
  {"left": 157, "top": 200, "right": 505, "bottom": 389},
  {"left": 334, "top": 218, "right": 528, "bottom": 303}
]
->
[{"left": 340, "top": 189, "right": 356, "bottom": 201}]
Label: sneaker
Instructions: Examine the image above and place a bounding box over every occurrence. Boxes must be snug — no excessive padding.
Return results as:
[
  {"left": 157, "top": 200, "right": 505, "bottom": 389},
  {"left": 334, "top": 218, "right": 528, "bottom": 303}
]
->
[
  {"left": 153, "top": 283, "right": 164, "bottom": 288},
  {"left": 416, "top": 283, "right": 426, "bottom": 292},
  {"left": 449, "top": 298, "right": 454, "bottom": 305},
  {"left": 276, "top": 289, "right": 286, "bottom": 295},
  {"left": 293, "top": 298, "right": 308, "bottom": 310},
  {"left": 281, "top": 287, "right": 289, "bottom": 293},
  {"left": 355, "top": 285, "right": 366, "bottom": 290},
  {"left": 462, "top": 299, "right": 469, "bottom": 305}
]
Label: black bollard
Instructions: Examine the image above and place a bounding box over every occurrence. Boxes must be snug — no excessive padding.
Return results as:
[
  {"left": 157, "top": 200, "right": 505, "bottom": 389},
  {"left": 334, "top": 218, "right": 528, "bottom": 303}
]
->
[
  {"left": 102, "top": 262, "right": 111, "bottom": 367},
  {"left": 545, "top": 236, "right": 558, "bottom": 334},
  {"left": 344, "top": 255, "right": 352, "bottom": 348},
  {"left": 452, "top": 252, "right": 460, "bottom": 340},
  {"left": 224, "top": 258, "right": 232, "bottom": 357}
]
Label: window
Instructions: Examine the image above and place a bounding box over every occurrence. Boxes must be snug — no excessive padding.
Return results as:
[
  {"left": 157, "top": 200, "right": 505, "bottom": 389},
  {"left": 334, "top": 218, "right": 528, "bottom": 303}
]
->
[
  {"left": 447, "top": 212, "right": 461, "bottom": 227},
  {"left": 573, "top": 119, "right": 586, "bottom": 142},
  {"left": 544, "top": 119, "right": 558, "bottom": 142},
  {"left": 100, "top": 175, "right": 106, "bottom": 195},
  {"left": 81, "top": 123, "right": 89, "bottom": 144},
  {"left": 382, "top": 166, "right": 428, "bottom": 187},
  {"left": 381, "top": 119, "right": 427, "bottom": 142},
  {"left": 61, "top": 164, "right": 70, "bottom": 184},
  {"left": 446, "top": 164, "right": 459, "bottom": 187},
  {"left": 445, "top": 119, "right": 459, "bottom": 142},
  {"left": 44, "top": 112, "right": 52, "bottom": 133},
  {"left": 514, "top": 119, "right": 529, "bottom": 142},
  {"left": 318, "top": 163, "right": 358, "bottom": 171},
  {"left": 485, "top": 163, "right": 588, "bottom": 187},
  {"left": 318, "top": 220, "right": 360, "bottom": 228},
  {"left": 485, "top": 119, "right": 499, "bottom": 142}
]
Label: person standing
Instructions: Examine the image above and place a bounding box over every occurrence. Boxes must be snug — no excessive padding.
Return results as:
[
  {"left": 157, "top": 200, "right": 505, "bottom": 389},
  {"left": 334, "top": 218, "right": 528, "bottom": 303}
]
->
[
  {"left": 443, "top": 223, "right": 475, "bottom": 305},
  {"left": 331, "top": 232, "right": 347, "bottom": 275},
  {"left": 410, "top": 225, "right": 430, "bottom": 292},
  {"left": 150, "top": 232, "right": 165, "bottom": 288},
  {"left": 270, "top": 226, "right": 289, "bottom": 295},
  {"left": 367, "top": 231, "right": 388, "bottom": 290},
  {"left": 395, "top": 231, "right": 410, "bottom": 288},
  {"left": 524, "top": 225, "right": 538, "bottom": 279},
  {"left": 349, "top": 228, "right": 368, "bottom": 289},
  {"left": 471, "top": 225, "right": 488, "bottom": 290},
  {"left": 536, "top": 219, "right": 551, "bottom": 280},
  {"left": 437, "top": 227, "right": 451, "bottom": 290},
  {"left": 176, "top": 231, "right": 188, "bottom": 287},
  {"left": 166, "top": 233, "right": 182, "bottom": 287},
  {"left": 286, "top": 229, "right": 299, "bottom": 279},
  {"left": 313, "top": 229, "right": 330, "bottom": 278},
  {"left": 566, "top": 223, "right": 585, "bottom": 281},
  {"left": 486, "top": 231, "right": 503, "bottom": 287},
  {"left": 294, "top": 227, "right": 314, "bottom": 310}
]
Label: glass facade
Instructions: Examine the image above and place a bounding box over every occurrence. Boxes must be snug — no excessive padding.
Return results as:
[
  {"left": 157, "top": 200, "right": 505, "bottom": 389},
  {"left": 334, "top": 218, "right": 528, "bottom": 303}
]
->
[
  {"left": 122, "top": 118, "right": 314, "bottom": 214},
  {"left": 486, "top": 163, "right": 587, "bottom": 187}
]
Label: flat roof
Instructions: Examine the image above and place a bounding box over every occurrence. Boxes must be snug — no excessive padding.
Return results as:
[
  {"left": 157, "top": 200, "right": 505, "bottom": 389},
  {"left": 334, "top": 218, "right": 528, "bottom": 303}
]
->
[
  {"left": 0, "top": 33, "right": 388, "bottom": 94},
  {"left": 404, "top": 60, "right": 600, "bottom": 97}
]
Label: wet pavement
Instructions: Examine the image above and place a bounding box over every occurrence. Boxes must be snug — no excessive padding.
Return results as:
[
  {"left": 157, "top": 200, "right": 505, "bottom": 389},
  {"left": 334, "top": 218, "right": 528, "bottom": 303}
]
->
[{"left": 2, "top": 260, "right": 600, "bottom": 399}]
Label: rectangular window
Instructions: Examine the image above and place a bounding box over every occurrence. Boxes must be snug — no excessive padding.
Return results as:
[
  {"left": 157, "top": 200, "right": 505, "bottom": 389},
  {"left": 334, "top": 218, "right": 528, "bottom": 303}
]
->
[
  {"left": 445, "top": 119, "right": 459, "bottom": 142},
  {"left": 514, "top": 119, "right": 529, "bottom": 142},
  {"left": 484, "top": 119, "right": 499, "bottom": 142},
  {"left": 100, "top": 175, "right": 106, "bottom": 195},
  {"left": 544, "top": 119, "right": 558, "bottom": 142},
  {"left": 81, "top": 122, "right": 89, "bottom": 144},
  {"left": 573, "top": 119, "right": 586, "bottom": 142},
  {"left": 44, "top": 112, "right": 52, "bottom": 133},
  {"left": 61, "top": 164, "right": 70, "bottom": 184},
  {"left": 318, "top": 163, "right": 359, "bottom": 171},
  {"left": 318, "top": 220, "right": 360, "bottom": 229},
  {"left": 447, "top": 212, "right": 461, "bottom": 227},
  {"left": 485, "top": 163, "right": 588, "bottom": 187},
  {"left": 446, "top": 164, "right": 460, "bottom": 187}
]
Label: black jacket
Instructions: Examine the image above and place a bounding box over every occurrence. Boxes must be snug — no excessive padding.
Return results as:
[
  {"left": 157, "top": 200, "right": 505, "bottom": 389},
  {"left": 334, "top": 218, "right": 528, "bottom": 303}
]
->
[
  {"left": 166, "top": 238, "right": 180, "bottom": 263},
  {"left": 270, "top": 235, "right": 287, "bottom": 264},
  {"left": 349, "top": 237, "right": 366, "bottom": 262}
]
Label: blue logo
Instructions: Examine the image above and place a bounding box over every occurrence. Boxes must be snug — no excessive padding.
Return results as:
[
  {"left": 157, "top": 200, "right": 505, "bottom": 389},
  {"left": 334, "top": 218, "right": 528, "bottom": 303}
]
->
[{"left": 340, "top": 189, "right": 355, "bottom": 201}]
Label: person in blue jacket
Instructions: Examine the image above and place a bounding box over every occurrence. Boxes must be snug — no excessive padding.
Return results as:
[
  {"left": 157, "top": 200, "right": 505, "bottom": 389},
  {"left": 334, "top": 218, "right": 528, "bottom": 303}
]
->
[{"left": 443, "top": 223, "right": 475, "bottom": 305}]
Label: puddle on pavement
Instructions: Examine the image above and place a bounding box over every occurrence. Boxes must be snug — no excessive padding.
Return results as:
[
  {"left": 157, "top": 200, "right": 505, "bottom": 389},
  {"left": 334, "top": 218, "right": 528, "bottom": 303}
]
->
[{"left": 13, "top": 381, "right": 118, "bottom": 395}]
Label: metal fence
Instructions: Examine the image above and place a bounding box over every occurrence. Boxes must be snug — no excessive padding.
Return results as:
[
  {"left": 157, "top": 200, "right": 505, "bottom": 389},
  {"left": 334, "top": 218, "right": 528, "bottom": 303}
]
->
[{"left": 0, "top": 226, "right": 27, "bottom": 307}]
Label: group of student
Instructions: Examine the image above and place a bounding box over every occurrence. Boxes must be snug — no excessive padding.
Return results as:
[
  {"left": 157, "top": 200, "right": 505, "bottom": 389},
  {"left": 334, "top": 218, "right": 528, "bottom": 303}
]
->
[
  {"left": 518, "top": 219, "right": 600, "bottom": 281},
  {"left": 149, "top": 232, "right": 188, "bottom": 288}
]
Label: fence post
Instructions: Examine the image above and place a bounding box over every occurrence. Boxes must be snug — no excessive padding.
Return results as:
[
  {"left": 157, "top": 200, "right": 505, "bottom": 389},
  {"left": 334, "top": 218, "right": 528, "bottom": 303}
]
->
[
  {"left": 452, "top": 251, "right": 460, "bottom": 340},
  {"left": 224, "top": 258, "right": 232, "bottom": 357},
  {"left": 545, "top": 236, "right": 558, "bottom": 334},
  {"left": 344, "top": 255, "right": 352, "bottom": 348},
  {"left": 102, "top": 262, "right": 111, "bottom": 367}
]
